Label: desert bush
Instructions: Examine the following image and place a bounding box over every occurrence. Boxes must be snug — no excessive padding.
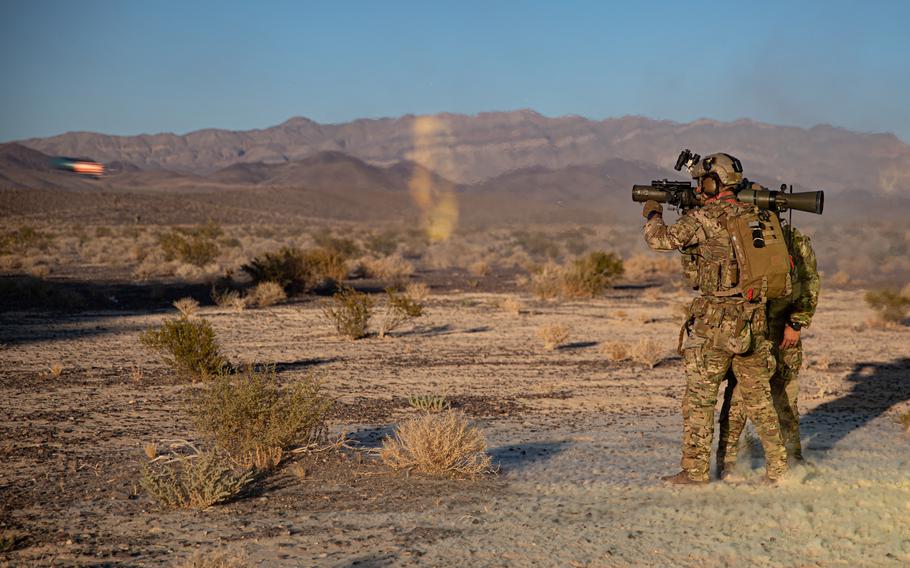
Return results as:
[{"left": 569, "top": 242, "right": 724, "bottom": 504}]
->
[
  {"left": 242, "top": 247, "right": 313, "bottom": 293},
  {"left": 623, "top": 253, "right": 679, "bottom": 283},
  {"left": 499, "top": 296, "right": 523, "bottom": 316},
  {"left": 211, "top": 288, "right": 246, "bottom": 311},
  {"left": 405, "top": 282, "right": 430, "bottom": 303},
  {"left": 303, "top": 247, "right": 349, "bottom": 284},
  {"left": 365, "top": 230, "right": 401, "bottom": 256},
  {"left": 407, "top": 393, "right": 450, "bottom": 413},
  {"left": 173, "top": 297, "right": 200, "bottom": 318},
  {"left": 323, "top": 286, "right": 374, "bottom": 340},
  {"left": 178, "top": 549, "right": 248, "bottom": 568},
  {"left": 469, "top": 261, "right": 491, "bottom": 277},
  {"left": 864, "top": 288, "right": 910, "bottom": 324},
  {"left": 191, "top": 366, "right": 332, "bottom": 470},
  {"left": 246, "top": 281, "right": 286, "bottom": 308},
  {"left": 537, "top": 323, "right": 570, "bottom": 350},
  {"left": 601, "top": 341, "right": 630, "bottom": 362},
  {"left": 631, "top": 337, "right": 665, "bottom": 368},
  {"left": 0, "top": 225, "right": 51, "bottom": 254},
  {"left": 380, "top": 410, "right": 494, "bottom": 478},
  {"left": 560, "top": 251, "right": 624, "bottom": 298},
  {"left": 140, "top": 316, "right": 227, "bottom": 381},
  {"left": 529, "top": 263, "right": 563, "bottom": 300},
  {"left": 0, "top": 530, "right": 19, "bottom": 553},
  {"left": 378, "top": 288, "right": 424, "bottom": 338},
  {"left": 158, "top": 224, "right": 221, "bottom": 267},
  {"left": 49, "top": 363, "right": 64, "bottom": 378},
  {"left": 141, "top": 450, "right": 254, "bottom": 509},
  {"left": 830, "top": 270, "right": 851, "bottom": 288},
  {"left": 359, "top": 255, "right": 414, "bottom": 284},
  {"left": 511, "top": 230, "right": 560, "bottom": 259},
  {"left": 313, "top": 232, "right": 361, "bottom": 258}
]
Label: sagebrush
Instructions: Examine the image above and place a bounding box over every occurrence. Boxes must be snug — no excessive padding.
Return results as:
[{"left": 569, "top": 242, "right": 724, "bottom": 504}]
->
[
  {"left": 191, "top": 366, "right": 332, "bottom": 470},
  {"left": 380, "top": 410, "right": 494, "bottom": 478},
  {"left": 140, "top": 315, "right": 227, "bottom": 381}
]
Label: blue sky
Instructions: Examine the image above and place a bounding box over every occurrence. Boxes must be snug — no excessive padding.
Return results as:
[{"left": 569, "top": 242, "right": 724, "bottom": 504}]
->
[{"left": 1, "top": 0, "right": 908, "bottom": 141}]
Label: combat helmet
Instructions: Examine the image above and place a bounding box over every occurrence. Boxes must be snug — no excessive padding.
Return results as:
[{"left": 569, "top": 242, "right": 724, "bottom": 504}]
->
[{"left": 689, "top": 153, "right": 744, "bottom": 187}]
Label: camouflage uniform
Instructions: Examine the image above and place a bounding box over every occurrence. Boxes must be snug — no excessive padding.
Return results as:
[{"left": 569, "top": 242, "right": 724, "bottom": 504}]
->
[
  {"left": 645, "top": 196, "right": 788, "bottom": 482},
  {"left": 718, "top": 225, "right": 819, "bottom": 470}
]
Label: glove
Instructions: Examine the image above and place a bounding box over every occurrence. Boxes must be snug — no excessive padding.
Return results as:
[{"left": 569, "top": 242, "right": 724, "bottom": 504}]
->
[{"left": 642, "top": 200, "right": 663, "bottom": 219}]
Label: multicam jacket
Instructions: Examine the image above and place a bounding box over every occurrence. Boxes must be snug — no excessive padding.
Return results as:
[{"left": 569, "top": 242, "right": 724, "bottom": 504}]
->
[
  {"left": 644, "top": 196, "right": 750, "bottom": 296},
  {"left": 768, "top": 225, "right": 820, "bottom": 328}
]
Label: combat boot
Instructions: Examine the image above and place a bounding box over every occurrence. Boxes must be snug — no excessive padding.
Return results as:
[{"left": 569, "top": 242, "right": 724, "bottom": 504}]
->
[{"left": 660, "top": 471, "right": 708, "bottom": 485}]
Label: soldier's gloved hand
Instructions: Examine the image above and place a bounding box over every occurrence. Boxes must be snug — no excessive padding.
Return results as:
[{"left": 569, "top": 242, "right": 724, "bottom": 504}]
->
[{"left": 642, "top": 200, "right": 663, "bottom": 219}]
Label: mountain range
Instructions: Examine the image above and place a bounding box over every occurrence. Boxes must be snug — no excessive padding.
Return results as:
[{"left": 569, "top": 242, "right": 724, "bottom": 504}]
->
[
  {"left": 3, "top": 112, "right": 909, "bottom": 226},
  {"left": 16, "top": 110, "right": 910, "bottom": 195}
]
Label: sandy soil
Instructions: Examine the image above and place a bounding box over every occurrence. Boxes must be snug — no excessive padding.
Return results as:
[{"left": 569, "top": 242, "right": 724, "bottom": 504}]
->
[{"left": 1, "top": 287, "right": 909, "bottom": 567}]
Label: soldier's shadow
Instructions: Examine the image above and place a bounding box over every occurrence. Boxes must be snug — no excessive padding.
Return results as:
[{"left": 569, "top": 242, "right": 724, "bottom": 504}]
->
[{"left": 801, "top": 357, "right": 910, "bottom": 454}]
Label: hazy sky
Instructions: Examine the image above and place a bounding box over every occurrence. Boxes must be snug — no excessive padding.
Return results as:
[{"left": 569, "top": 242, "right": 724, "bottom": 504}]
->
[{"left": 1, "top": 0, "right": 908, "bottom": 141}]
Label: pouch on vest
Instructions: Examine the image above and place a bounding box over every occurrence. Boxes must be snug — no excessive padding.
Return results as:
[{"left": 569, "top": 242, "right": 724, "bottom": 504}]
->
[{"left": 726, "top": 209, "right": 792, "bottom": 300}]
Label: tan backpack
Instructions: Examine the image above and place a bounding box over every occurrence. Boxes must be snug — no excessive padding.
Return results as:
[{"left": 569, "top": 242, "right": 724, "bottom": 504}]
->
[{"left": 725, "top": 207, "right": 792, "bottom": 301}]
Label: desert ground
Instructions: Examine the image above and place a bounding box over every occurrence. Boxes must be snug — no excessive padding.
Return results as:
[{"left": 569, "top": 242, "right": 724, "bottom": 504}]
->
[{"left": 2, "top": 254, "right": 909, "bottom": 568}]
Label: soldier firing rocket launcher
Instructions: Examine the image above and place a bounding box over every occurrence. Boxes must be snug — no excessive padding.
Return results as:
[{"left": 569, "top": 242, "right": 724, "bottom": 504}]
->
[{"left": 632, "top": 149, "right": 824, "bottom": 215}]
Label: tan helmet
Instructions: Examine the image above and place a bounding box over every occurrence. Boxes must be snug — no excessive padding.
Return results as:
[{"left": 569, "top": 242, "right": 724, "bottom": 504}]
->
[{"left": 689, "top": 153, "right": 744, "bottom": 187}]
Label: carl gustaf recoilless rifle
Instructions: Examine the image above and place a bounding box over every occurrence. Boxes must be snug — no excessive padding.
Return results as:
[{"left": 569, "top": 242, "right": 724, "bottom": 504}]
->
[{"left": 631, "top": 149, "right": 824, "bottom": 216}]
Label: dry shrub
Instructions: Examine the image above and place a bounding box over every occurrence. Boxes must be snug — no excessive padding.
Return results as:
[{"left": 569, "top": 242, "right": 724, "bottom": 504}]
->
[
  {"left": 0, "top": 530, "right": 20, "bottom": 553},
  {"left": 530, "top": 263, "right": 563, "bottom": 300},
  {"left": 191, "top": 366, "right": 332, "bottom": 470},
  {"left": 623, "top": 253, "right": 679, "bottom": 283},
  {"left": 242, "top": 247, "right": 313, "bottom": 293},
  {"left": 49, "top": 363, "right": 64, "bottom": 378},
  {"left": 865, "top": 288, "right": 910, "bottom": 324},
  {"left": 323, "top": 286, "right": 374, "bottom": 340},
  {"left": 140, "top": 316, "right": 227, "bottom": 381},
  {"left": 173, "top": 297, "right": 200, "bottom": 318},
  {"left": 560, "top": 251, "right": 624, "bottom": 298},
  {"left": 158, "top": 223, "right": 221, "bottom": 267},
  {"left": 405, "top": 281, "right": 430, "bottom": 303},
  {"left": 0, "top": 225, "right": 51, "bottom": 254},
  {"left": 378, "top": 288, "right": 424, "bottom": 338},
  {"left": 246, "top": 281, "right": 286, "bottom": 308},
  {"left": 601, "top": 341, "right": 630, "bottom": 362},
  {"left": 537, "top": 323, "right": 570, "bottom": 350},
  {"left": 407, "top": 393, "right": 450, "bottom": 413},
  {"left": 178, "top": 549, "right": 248, "bottom": 568},
  {"left": 211, "top": 287, "right": 246, "bottom": 311},
  {"left": 303, "top": 247, "right": 349, "bottom": 284},
  {"left": 499, "top": 296, "right": 523, "bottom": 316},
  {"left": 380, "top": 410, "right": 494, "bottom": 478},
  {"left": 469, "top": 261, "right": 491, "bottom": 277},
  {"left": 830, "top": 270, "right": 851, "bottom": 288},
  {"left": 641, "top": 287, "right": 663, "bottom": 303},
  {"left": 144, "top": 442, "right": 158, "bottom": 460},
  {"left": 365, "top": 230, "right": 401, "bottom": 256},
  {"left": 631, "top": 337, "right": 665, "bottom": 368},
  {"left": 360, "top": 255, "right": 414, "bottom": 284},
  {"left": 141, "top": 450, "right": 253, "bottom": 509}
]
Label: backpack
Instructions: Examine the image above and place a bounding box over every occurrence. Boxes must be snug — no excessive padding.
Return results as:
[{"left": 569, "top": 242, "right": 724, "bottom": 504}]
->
[{"left": 724, "top": 207, "right": 792, "bottom": 301}]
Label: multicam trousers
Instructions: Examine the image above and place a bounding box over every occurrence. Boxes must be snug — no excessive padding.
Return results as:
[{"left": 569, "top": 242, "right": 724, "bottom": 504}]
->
[
  {"left": 718, "top": 318, "right": 803, "bottom": 473},
  {"left": 680, "top": 300, "right": 788, "bottom": 481}
]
